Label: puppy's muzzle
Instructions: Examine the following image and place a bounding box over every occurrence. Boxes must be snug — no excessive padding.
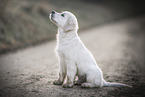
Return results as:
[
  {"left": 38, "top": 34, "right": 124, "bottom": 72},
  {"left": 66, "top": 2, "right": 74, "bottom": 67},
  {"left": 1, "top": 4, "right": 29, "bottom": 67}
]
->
[
  {"left": 51, "top": 11, "right": 56, "bottom": 18},
  {"left": 50, "top": 11, "right": 58, "bottom": 24}
]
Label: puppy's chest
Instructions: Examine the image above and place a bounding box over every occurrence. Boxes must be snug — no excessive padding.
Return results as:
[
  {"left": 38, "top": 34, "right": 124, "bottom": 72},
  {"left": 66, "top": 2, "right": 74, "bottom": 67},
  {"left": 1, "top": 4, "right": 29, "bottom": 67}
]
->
[
  {"left": 57, "top": 43, "right": 72, "bottom": 53},
  {"left": 56, "top": 41, "right": 77, "bottom": 56}
]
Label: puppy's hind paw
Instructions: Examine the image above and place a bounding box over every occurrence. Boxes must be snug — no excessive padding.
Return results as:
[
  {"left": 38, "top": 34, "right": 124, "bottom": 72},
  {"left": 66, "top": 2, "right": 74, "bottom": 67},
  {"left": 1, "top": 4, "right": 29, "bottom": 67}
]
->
[{"left": 81, "top": 83, "right": 96, "bottom": 88}]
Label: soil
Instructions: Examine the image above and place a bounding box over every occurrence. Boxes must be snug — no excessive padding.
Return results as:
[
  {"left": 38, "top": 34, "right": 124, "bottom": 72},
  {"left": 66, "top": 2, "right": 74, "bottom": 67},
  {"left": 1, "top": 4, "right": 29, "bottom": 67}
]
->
[{"left": 0, "top": 16, "right": 145, "bottom": 97}]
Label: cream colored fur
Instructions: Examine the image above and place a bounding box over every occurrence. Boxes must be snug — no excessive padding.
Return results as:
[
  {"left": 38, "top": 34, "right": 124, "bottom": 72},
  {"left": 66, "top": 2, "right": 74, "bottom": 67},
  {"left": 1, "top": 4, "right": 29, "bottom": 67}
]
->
[{"left": 49, "top": 11, "right": 131, "bottom": 88}]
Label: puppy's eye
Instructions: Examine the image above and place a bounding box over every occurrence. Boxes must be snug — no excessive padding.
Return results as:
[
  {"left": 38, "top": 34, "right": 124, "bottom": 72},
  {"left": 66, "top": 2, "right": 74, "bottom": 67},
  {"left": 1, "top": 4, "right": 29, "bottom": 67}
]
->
[{"left": 61, "top": 14, "right": 64, "bottom": 17}]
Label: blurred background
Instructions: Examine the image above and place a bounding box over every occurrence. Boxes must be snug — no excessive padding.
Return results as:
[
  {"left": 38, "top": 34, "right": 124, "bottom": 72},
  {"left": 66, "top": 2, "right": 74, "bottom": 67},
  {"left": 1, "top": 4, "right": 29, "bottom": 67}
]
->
[{"left": 0, "top": 0, "right": 145, "bottom": 54}]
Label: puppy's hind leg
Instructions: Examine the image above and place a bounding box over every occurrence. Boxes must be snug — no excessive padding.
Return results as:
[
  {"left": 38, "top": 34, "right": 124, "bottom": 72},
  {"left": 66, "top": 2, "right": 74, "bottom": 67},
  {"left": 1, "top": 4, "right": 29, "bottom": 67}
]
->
[
  {"left": 81, "top": 74, "right": 99, "bottom": 88},
  {"left": 81, "top": 82, "right": 97, "bottom": 88},
  {"left": 81, "top": 69, "right": 103, "bottom": 88}
]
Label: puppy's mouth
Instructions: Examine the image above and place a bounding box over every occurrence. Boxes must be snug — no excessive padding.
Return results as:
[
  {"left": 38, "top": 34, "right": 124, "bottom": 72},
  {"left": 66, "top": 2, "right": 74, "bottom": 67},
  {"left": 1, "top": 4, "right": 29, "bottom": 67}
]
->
[
  {"left": 50, "top": 14, "right": 57, "bottom": 25},
  {"left": 50, "top": 14, "right": 54, "bottom": 21}
]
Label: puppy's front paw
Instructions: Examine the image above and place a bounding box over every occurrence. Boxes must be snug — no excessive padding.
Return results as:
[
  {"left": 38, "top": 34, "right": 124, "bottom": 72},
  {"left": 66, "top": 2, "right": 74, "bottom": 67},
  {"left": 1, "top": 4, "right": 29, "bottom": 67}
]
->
[
  {"left": 53, "top": 80, "right": 63, "bottom": 85},
  {"left": 63, "top": 83, "right": 73, "bottom": 88}
]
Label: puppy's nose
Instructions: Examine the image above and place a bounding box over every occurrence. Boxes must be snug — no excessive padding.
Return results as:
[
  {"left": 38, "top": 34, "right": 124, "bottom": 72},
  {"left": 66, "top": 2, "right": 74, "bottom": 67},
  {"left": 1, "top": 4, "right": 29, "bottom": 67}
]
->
[{"left": 51, "top": 11, "right": 55, "bottom": 14}]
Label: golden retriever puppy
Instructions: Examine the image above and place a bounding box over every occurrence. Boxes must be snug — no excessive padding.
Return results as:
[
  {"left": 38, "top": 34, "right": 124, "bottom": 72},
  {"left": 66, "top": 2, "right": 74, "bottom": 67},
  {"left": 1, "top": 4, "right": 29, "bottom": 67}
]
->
[{"left": 49, "top": 11, "right": 131, "bottom": 88}]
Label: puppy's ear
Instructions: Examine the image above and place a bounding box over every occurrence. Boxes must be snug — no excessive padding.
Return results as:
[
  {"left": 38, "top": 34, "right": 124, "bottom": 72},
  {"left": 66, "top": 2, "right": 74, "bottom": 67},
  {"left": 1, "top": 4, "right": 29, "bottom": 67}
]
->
[
  {"left": 64, "top": 18, "right": 75, "bottom": 32},
  {"left": 64, "top": 25, "right": 75, "bottom": 32}
]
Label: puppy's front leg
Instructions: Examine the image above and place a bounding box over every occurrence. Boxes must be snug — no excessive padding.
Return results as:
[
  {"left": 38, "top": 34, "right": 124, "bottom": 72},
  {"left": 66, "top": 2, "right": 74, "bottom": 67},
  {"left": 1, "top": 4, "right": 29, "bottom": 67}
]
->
[
  {"left": 63, "top": 59, "right": 77, "bottom": 88},
  {"left": 53, "top": 54, "right": 66, "bottom": 85}
]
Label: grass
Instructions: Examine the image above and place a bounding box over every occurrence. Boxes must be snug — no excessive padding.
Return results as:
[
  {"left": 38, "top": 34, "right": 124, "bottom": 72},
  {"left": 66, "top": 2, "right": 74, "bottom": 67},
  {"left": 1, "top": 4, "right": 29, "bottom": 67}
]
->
[{"left": 0, "top": 0, "right": 145, "bottom": 54}]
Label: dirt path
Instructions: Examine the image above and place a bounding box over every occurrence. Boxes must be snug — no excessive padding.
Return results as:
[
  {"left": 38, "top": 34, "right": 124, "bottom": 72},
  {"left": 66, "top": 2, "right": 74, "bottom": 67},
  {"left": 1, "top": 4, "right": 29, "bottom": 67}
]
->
[{"left": 0, "top": 16, "right": 145, "bottom": 97}]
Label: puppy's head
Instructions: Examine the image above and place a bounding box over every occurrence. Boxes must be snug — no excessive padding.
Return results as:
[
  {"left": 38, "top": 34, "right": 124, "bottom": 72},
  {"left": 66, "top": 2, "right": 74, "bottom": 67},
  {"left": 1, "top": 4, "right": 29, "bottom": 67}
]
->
[{"left": 50, "top": 11, "right": 79, "bottom": 32}]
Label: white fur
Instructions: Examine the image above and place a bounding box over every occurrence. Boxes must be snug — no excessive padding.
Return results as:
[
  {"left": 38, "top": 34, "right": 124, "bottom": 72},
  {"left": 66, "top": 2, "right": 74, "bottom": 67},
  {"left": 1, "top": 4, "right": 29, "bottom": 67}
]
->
[{"left": 50, "top": 11, "right": 132, "bottom": 88}]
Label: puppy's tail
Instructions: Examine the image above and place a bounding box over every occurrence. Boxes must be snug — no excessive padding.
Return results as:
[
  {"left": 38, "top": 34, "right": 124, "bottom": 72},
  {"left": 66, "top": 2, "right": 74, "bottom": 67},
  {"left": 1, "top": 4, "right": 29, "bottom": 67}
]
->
[{"left": 103, "top": 79, "right": 132, "bottom": 88}]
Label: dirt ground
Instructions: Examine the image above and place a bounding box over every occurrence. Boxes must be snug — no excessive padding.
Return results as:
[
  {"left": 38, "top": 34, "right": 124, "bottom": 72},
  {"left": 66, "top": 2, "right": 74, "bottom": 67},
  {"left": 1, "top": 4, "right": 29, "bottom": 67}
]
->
[{"left": 0, "top": 16, "right": 145, "bottom": 97}]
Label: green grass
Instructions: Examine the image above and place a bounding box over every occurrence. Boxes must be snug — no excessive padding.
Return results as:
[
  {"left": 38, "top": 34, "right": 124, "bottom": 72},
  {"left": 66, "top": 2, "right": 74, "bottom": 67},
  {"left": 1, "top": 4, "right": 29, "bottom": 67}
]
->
[{"left": 0, "top": 0, "right": 145, "bottom": 53}]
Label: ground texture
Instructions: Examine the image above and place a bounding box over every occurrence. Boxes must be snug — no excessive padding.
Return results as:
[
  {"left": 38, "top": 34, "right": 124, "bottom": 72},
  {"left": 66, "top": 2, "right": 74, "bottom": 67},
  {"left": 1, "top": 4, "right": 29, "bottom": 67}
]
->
[{"left": 0, "top": 16, "right": 145, "bottom": 97}]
